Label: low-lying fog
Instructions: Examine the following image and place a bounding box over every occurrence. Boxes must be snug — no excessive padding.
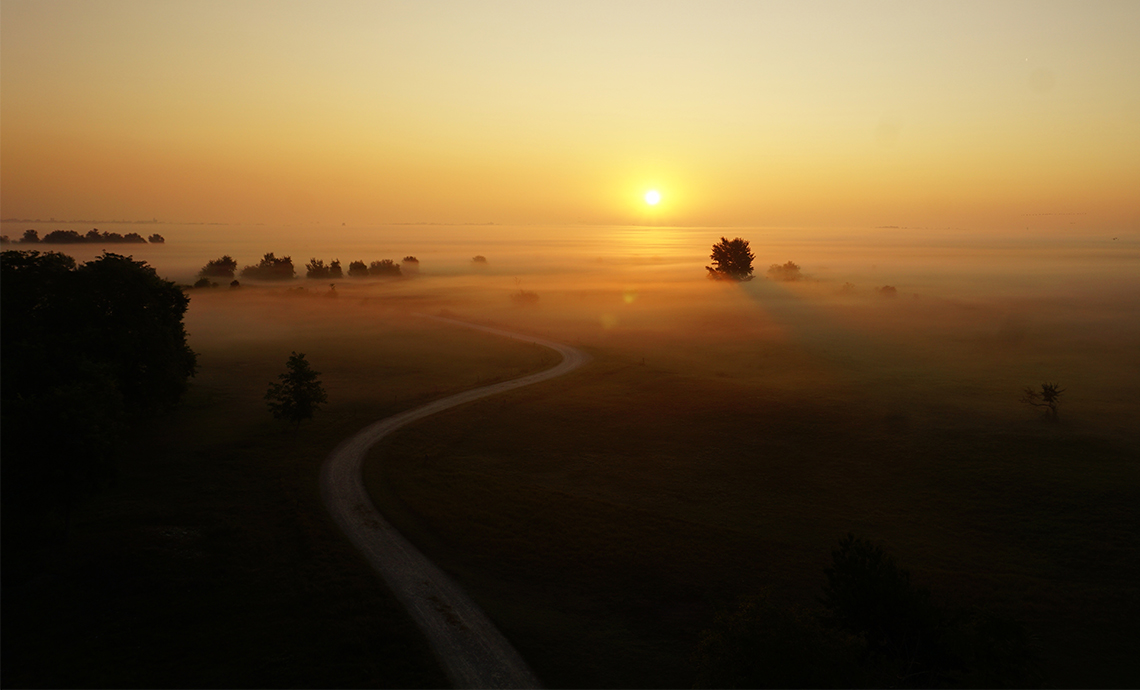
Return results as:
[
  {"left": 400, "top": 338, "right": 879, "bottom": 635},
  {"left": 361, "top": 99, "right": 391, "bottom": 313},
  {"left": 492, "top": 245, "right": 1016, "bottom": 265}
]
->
[{"left": 18, "top": 222, "right": 1139, "bottom": 436}]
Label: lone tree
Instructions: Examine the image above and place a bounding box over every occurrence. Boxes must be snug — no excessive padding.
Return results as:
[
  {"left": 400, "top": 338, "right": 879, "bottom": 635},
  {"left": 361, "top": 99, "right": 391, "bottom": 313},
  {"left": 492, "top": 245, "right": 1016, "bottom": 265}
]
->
[
  {"left": 706, "top": 237, "right": 754, "bottom": 281},
  {"left": 266, "top": 352, "right": 327, "bottom": 427},
  {"left": 1022, "top": 382, "right": 1064, "bottom": 422}
]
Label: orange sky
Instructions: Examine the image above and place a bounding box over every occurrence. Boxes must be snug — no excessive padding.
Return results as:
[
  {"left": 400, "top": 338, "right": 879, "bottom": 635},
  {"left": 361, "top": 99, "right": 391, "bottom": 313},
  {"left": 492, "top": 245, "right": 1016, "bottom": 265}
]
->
[{"left": 2, "top": 0, "right": 1137, "bottom": 230}]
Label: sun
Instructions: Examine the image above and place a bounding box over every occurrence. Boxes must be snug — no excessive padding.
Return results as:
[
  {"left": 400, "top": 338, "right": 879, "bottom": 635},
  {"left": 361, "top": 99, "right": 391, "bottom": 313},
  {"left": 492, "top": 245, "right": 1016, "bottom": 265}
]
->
[{"left": 644, "top": 190, "right": 661, "bottom": 205}]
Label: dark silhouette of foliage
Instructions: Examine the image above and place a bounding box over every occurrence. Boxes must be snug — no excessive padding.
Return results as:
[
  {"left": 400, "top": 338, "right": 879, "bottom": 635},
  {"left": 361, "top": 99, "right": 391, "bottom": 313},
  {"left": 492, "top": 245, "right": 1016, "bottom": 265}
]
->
[
  {"left": 241, "top": 252, "right": 295, "bottom": 280},
  {"left": 20, "top": 229, "right": 39, "bottom": 243},
  {"left": 1, "top": 250, "right": 197, "bottom": 546},
  {"left": 199, "top": 255, "right": 238, "bottom": 278},
  {"left": 402, "top": 256, "right": 420, "bottom": 274},
  {"left": 693, "top": 595, "right": 867, "bottom": 688},
  {"left": 193, "top": 277, "right": 218, "bottom": 288},
  {"left": 229, "top": 279, "right": 240, "bottom": 288},
  {"left": 766, "top": 261, "right": 802, "bottom": 281},
  {"left": 35, "top": 229, "right": 149, "bottom": 245},
  {"left": 0, "top": 234, "right": 10, "bottom": 244},
  {"left": 147, "top": 233, "right": 165, "bottom": 243},
  {"left": 694, "top": 534, "right": 1038, "bottom": 688},
  {"left": 1021, "top": 382, "right": 1064, "bottom": 422},
  {"left": 878, "top": 285, "right": 898, "bottom": 297},
  {"left": 305, "top": 258, "right": 331, "bottom": 279},
  {"left": 348, "top": 260, "right": 369, "bottom": 277},
  {"left": 706, "top": 237, "right": 754, "bottom": 281},
  {"left": 265, "top": 352, "right": 328, "bottom": 427},
  {"left": 472, "top": 255, "right": 488, "bottom": 264},
  {"left": 42, "top": 230, "right": 84, "bottom": 243},
  {"left": 369, "top": 259, "right": 401, "bottom": 276},
  {"left": 329, "top": 259, "right": 343, "bottom": 279}
]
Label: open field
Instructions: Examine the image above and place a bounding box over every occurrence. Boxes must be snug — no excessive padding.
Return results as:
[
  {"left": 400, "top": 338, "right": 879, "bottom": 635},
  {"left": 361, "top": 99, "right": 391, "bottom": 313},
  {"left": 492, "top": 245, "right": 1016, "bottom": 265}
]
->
[
  {"left": 5, "top": 234, "right": 1139, "bottom": 687},
  {"left": 2, "top": 285, "right": 557, "bottom": 688},
  {"left": 362, "top": 259, "right": 1140, "bottom": 687}
]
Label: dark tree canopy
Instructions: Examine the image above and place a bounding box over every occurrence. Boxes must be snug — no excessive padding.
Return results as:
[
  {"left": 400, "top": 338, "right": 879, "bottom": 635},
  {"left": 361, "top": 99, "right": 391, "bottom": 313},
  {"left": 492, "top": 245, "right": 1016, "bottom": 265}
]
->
[
  {"left": 305, "top": 258, "right": 331, "bottom": 279},
  {"left": 329, "top": 259, "right": 343, "bottom": 279},
  {"left": 241, "top": 252, "right": 295, "bottom": 280},
  {"left": 369, "top": 259, "right": 401, "bottom": 276},
  {"left": 200, "top": 255, "right": 238, "bottom": 278},
  {"left": 1, "top": 250, "right": 198, "bottom": 543},
  {"left": 266, "top": 352, "right": 328, "bottom": 427},
  {"left": 347, "top": 260, "right": 369, "bottom": 277},
  {"left": 706, "top": 237, "right": 754, "bottom": 281}
]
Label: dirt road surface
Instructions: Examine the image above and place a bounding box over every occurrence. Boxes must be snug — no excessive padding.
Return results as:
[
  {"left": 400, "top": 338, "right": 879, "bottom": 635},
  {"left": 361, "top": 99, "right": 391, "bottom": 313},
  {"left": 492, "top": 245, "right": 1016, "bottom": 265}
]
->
[{"left": 321, "top": 316, "right": 589, "bottom": 688}]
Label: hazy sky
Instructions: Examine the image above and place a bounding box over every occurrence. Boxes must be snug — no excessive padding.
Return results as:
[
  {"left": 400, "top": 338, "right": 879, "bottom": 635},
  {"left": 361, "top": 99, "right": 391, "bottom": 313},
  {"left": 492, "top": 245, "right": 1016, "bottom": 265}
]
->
[{"left": 2, "top": 0, "right": 1137, "bottom": 229}]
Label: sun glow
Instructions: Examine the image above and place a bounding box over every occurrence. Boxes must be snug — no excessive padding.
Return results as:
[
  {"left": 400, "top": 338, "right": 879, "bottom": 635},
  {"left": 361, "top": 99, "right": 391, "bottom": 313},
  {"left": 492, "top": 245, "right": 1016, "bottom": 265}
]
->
[{"left": 644, "top": 190, "right": 661, "bottom": 206}]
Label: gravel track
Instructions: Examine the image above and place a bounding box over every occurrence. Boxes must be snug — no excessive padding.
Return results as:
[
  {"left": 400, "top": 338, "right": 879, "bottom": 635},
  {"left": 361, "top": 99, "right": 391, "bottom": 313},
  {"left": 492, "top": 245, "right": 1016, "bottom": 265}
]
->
[{"left": 321, "top": 315, "right": 589, "bottom": 689}]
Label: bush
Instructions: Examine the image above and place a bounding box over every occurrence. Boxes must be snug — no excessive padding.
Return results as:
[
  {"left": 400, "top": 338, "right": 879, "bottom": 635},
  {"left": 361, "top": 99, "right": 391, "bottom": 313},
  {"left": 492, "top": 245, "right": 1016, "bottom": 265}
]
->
[
  {"left": 147, "top": 233, "right": 165, "bottom": 243},
  {"left": 329, "top": 259, "right": 343, "bottom": 279},
  {"left": 877, "top": 285, "right": 897, "bottom": 297},
  {"left": 241, "top": 253, "right": 295, "bottom": 281},
  {"left": 347, "top": 260, "right": 369, "bottom": 277},
  {"left": 200, "top": 255, "right": 238, "bottom": 278},
  {"left": 369, "top": 259, "right": 401, "bottom": 277},
  {"left": 305, "top": 258, "right": 331, "bottom": 280},
  {"left": 472, "top": 255, "right": 488, "bottom": 265},
  {"left": 766, "top": 261, "right": 802, "bottom": 281}
]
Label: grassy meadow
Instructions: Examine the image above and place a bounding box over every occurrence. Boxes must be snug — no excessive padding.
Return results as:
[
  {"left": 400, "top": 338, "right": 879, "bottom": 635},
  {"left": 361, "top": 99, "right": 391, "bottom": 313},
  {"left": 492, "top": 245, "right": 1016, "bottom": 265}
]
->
[
  {"left": 2, "top": 284, "right": 556, "bottom": 688},
  {"left": 5, "top": 233, "right": 1138, "bottom": 688}
]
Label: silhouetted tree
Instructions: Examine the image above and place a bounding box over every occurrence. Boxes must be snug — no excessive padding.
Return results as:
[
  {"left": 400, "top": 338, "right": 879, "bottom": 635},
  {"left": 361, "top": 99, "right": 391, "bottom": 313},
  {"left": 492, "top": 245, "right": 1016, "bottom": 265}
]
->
[
  {"left": 706, "top": 237, "right": 754, "bottom": 281},
  {"left": 102, "top": 231, "right": 125, "bottom": 242},
  {"left": 2, "top": 250, "right": 197, "bottom": 544},
  {"left": 241, "top": 252, "right": 295, "bottom": 280},
  {"left": 42, "top": 230, "right": 84, "bottom": 243},
  {"left": 348, "top": 260, "right": 369, "bottom": 277},
  {"left": 305, "top": 258, "right": 331, "bottom": 279},
  {"left": 369, "top": 259, "right": 401, "bottom": 276},
  {"left": 147, "top": 233, "right": 165, "bottom": 243},
  {"left": 85, "top": 229, "right": 102, "bottom": 242},
  {"left": 1021, "top": 382, "right": 1064, "bottom": 422},
  {"left": 329, "top": 259, "right": 343, "bottom": 279},
  {"left": 229, "top": 279, "right": 240, "bottom": 288},
  {"left": 122, "top": 232, "right": 147, "bottom": 243},
  {"left": 402, "top": 256, "right": 420, "bottom": 274},
  {"left": 472, "top": 255, "right": 488, "bottom": 265},
  {"left": 199, "top": 255, "right": 238, "bottom": 278},
  {"left": 766, "top": 261, "right": 802, "bottom": 281},
  {"left": 877, "top": 285, "right": 897, "bottom": 297},
  {"left": 20, "top": 229, "right": 39, "bottom": 244},
  {"left": 265, "top": 352, "right": 327, "bottom": 428}
]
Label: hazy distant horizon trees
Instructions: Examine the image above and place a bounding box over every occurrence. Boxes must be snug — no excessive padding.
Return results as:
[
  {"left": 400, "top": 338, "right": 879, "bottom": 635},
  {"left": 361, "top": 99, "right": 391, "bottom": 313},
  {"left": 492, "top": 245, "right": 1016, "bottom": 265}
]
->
[
  {"left": 305, "top": 258, "right": 331, "bottom": 279},
  {"left": 8, "top": 228, "right": 161, "bottom": 245},
  {"left": 766, "top": 261, "right": 802, "bottom": 282},
  {"left": 200, "top": 255, "right": 238, "bottom": 279},
  {"left": 402, "top": 256, "right": 420, "bottom": 274},
  {"left": 706, "top": 237, "right": 754, "bottom": 281},
  {"left": 241, "top": 253, "right": 295, "bottom": 280},
  {"left": 369, "top": 259, "right": 401, "bottom": 277},
  {"left": 348, "top": 260, "right": 369, "bottom": 277}
]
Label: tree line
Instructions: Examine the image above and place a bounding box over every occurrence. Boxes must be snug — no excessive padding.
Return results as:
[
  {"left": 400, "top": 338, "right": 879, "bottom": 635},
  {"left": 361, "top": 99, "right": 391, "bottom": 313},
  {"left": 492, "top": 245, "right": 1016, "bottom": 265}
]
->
[
  {"left": 1, "top": 229, "right": 165, "bottom": 245},
  {"left": 197, "top": 253, "right": 420, "bottom": 281}
]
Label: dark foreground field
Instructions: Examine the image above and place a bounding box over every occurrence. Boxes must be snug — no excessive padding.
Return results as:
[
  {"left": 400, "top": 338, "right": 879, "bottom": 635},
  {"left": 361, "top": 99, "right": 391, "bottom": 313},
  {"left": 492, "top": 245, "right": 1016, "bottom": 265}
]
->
[
  {"left": 5, "top": 270, "right": 1139, "bottom": 688},
  {"left": 366, "top": 275, "right": 1140, "bottom": 687},
  {"left": 2, "top": 288, "right": 555, "bottom": 688}
]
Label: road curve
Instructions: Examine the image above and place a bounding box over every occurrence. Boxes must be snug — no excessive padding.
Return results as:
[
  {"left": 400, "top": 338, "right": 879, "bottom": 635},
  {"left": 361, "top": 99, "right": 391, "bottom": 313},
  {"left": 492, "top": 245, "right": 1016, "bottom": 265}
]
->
[{"left": 321, "top": 315, "right": 589, "bottom": 689}]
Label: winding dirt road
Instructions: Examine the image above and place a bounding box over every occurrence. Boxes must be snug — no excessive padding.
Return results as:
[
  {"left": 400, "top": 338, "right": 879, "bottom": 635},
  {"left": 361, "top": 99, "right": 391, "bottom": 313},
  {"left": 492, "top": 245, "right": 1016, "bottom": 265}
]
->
[{"left": 321, "top": 315, "right": 589, "bottom": 689}]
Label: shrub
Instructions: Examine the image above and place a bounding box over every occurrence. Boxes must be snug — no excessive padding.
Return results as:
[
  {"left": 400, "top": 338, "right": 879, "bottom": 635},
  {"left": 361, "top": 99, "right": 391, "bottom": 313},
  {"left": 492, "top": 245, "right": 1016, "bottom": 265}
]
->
[
  {"left": 199, "top": 255, "right": 238, "bottom": 279},
  {"left": 369, "top": 259, "right": 401, "bottom": 277},
  {"left": 877, "top": 285, "right": 897, "bottom": 297},
  {"left": 241, "top": 253, "right": 295, "bottom": 281},
  {"left": 347, "top": 260, "right": 369, "bottom": 277},
  {"left": 766, "top": 261, "right": 802, "bottom": 281}
]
